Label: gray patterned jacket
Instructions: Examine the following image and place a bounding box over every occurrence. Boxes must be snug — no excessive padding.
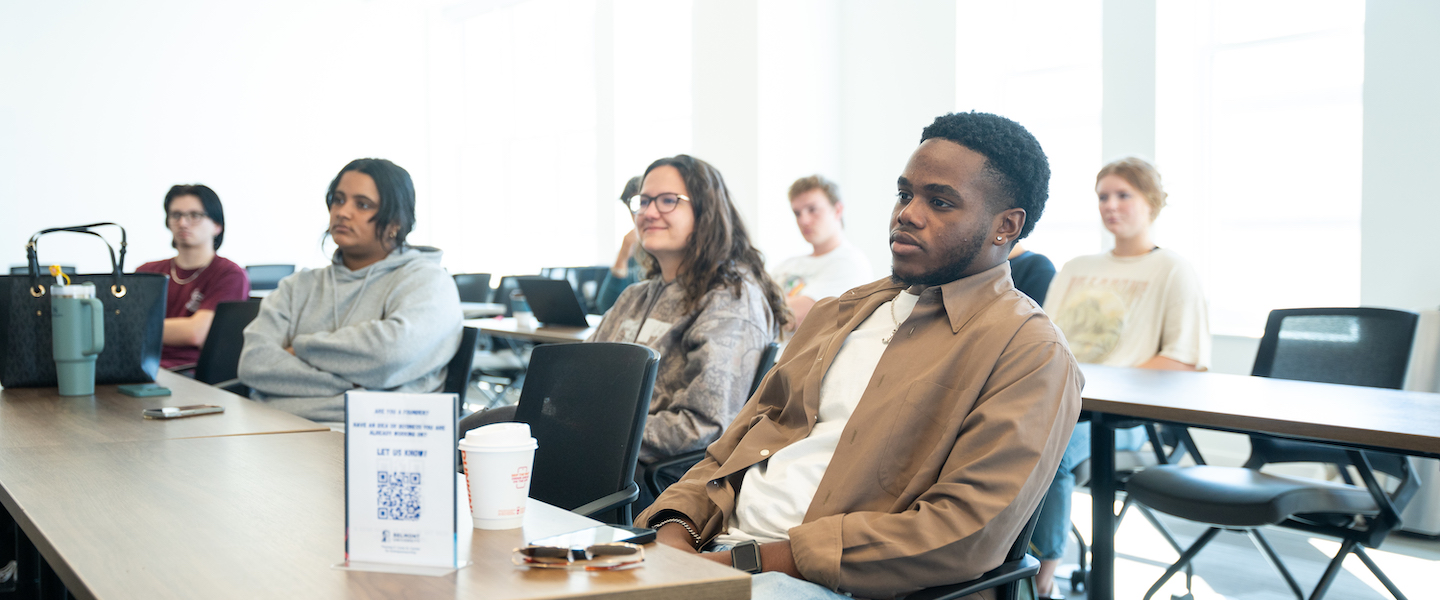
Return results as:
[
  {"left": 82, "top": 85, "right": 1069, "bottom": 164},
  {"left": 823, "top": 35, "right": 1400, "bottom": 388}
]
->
[{"left": 590, "top": 272, "right": 779, "bottom": 463}]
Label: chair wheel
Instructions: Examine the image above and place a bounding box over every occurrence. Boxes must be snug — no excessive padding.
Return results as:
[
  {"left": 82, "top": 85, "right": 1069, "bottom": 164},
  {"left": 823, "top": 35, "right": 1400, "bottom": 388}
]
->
[
  {"left": 1069, "top": 569, "right": 1087, "bottom": 593},
  {"left": 1171, "top": 594, "right": 1194, "bottom": 600}
]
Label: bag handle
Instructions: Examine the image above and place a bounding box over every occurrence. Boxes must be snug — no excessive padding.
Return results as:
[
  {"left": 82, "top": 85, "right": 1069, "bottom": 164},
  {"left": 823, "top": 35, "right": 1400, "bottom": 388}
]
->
[{"left": 25, "top": 223, "right": 129, "bottom": 298}]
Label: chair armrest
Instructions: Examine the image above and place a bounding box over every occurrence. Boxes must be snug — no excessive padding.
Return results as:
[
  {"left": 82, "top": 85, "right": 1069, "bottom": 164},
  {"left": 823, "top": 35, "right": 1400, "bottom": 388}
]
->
[
  {"left": 643, "top": 449, "right": 707, "bottom": 499},
  {"left": 904, "top": 554, "right": 1040, "bottom": 600},
  {"left": 572, "top": 482, "right": 639, "bottom": 518}
]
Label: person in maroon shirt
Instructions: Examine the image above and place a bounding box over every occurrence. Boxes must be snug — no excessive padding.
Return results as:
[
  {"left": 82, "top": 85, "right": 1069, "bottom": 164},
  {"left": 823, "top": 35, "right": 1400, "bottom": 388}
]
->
[{"left": 135, "top": 185, "right": 251, "bottom": 369}]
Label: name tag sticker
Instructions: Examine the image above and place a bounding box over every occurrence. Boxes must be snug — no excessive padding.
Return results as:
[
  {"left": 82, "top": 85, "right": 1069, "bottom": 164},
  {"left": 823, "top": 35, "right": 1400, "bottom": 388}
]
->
[{"left": 636, "top": 318, "right": 674, "bottom": 347}]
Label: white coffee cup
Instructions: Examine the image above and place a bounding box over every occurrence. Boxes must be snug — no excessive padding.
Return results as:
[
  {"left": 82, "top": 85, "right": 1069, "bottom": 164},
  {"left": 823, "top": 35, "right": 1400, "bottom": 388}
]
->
[{"left": 458, "top": 422, "right": 538, "bottom": 530}]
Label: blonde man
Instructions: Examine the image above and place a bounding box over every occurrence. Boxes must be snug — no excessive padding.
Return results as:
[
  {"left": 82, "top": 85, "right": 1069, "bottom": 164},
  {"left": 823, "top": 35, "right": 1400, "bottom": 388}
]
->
[{"left": 770, "top": 175, "right": 872, "bottom": 329}]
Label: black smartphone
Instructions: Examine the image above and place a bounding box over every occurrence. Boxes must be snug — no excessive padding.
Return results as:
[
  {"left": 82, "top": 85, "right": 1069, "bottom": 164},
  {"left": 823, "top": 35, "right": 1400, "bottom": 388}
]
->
[
  {"left": 118, "top": 383, "right": 171, "bottom": 398},
  {"left": 527, "top": 524, "right": 657, "bottom": 547}
]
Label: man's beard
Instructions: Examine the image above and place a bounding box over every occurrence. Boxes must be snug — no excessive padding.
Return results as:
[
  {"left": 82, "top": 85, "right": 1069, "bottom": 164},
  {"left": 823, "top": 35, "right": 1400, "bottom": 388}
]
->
[{"left": 890, "top": 229, "right": 986, "bottom": 287}]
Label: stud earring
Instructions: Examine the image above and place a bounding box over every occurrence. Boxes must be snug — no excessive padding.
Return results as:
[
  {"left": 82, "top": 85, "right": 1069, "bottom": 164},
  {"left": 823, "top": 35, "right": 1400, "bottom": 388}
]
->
[{"left": 996, "top": 236, "right": 1003, "bottom": 242}]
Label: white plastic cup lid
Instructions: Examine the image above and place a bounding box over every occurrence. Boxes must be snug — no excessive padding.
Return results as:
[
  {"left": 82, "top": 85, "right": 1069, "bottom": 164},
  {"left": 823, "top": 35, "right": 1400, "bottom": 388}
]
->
[
  {"left": 53, "top": 283, "right": 96, "bottom": 298},
  {"left": 460, "top": 422, "right": 537, "bottom": 449}
]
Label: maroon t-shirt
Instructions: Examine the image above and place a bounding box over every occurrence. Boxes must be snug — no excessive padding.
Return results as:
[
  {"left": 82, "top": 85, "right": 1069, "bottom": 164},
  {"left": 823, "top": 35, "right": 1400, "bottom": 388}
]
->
[{"left": 135, "top": 256, "right": 251, "bottom": 368}]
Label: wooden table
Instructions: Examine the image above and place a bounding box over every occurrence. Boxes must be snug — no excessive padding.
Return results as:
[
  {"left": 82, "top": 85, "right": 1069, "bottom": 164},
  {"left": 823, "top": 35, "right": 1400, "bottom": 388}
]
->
[
  {"left": 461, "top": 302, "right": 507, "bottom": 318},
  {"left": 466, "top": 317, "right": 599, "bottom": 345},
  {"left": 0, "top": 370, "right": 327, "bottom": 448},
  {"left": 0, "top": 431, "right": 749, "bottom": 599},
  {"left": 1080, "top": 365, "right": 1440, "bottom": 600}
]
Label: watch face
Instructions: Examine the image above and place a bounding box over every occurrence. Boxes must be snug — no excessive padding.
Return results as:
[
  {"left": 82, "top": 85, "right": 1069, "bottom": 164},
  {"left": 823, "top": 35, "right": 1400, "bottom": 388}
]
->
[{"left": 732, "top": 541, "right": 762, "bottom": 574}]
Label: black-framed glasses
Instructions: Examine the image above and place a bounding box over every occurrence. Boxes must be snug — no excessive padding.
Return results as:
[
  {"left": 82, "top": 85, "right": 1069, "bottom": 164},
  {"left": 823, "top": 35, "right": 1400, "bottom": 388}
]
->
[
  {"left": 511, "top": 542, "right": 645, "bottom": 570},
  {"left": 627, "top": 193, "right": 690, "bottom": 215},
  {"left": 167, "top": 211, "right": 210, "bottom": 223}
]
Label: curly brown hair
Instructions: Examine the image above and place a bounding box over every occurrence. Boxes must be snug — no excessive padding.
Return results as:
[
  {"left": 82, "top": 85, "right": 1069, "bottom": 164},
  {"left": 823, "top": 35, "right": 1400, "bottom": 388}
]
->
[{"left": 635, "top": 155, "right": 791, "bottom": 330}]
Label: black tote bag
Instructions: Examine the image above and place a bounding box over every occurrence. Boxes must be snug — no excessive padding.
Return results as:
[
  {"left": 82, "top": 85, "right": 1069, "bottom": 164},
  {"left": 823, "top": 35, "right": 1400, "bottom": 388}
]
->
[{"left": 0, "top": 223, "right": 166, "bottom": 388}]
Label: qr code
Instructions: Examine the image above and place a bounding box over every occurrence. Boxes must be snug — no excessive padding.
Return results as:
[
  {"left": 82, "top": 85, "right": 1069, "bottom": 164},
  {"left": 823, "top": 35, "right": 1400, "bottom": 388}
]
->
[{"left": 377, "top": 471, "right": 422, "bottom": 521}]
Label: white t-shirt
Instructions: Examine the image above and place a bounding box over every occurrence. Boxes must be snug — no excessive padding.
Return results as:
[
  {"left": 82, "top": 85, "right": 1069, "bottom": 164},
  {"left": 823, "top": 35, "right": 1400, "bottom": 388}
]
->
[
  {"left": 714, "top": 291, "right": 920, "bottom": 546},
  {"left": 1042, "top": 248, "right": 1210, "bottom": 369},
  {"left": 771, "top": 240, "right": 874, "bottom": 302}
]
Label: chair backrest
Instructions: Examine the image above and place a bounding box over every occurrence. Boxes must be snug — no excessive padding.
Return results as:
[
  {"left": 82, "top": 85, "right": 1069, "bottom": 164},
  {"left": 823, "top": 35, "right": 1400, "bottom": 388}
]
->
[
  {"left": 452, "top": 273, "right": 492, "bottom": 303},
  {"left": 749, "top": 341, "right": 781, "bottom": 397},
  {"left": 1252, "top": 307, "right": 1419, "bottom": 389},
  {"left": 442, "top": 327, "right": 480, "bottom": 404},
  {"left": 567, "top": 266, "right": 611, "bottom": 314},
  {"left": 1249, "top": 307, "right": 1420, "bottom": 478},
  {"left": 193, "top": 300, "right": 263, "bottom": 384},
  {"left": 245, "top": 264, "right": 295, "bottom": 291},
  {"left": 515, "top": 342, "right": 658, "bottom": 524},
  {"left": 493, "top": 275, "right": 536, "bottom": 317}
]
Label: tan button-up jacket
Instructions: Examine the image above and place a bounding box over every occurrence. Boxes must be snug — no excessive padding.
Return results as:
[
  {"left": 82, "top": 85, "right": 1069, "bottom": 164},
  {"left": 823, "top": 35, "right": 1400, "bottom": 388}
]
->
[{"left": 637, "top": 262, "right": 1082, "bottom": 599}]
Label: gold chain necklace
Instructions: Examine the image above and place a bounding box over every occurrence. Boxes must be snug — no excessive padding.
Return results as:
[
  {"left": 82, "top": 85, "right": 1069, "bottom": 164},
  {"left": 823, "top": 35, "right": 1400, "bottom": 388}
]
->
[
  {"left": 170, "top": 259, "right": 211, "bottom": 285},
  {"left": 882, "top": 299, "right": 900, "bottom": 344}
]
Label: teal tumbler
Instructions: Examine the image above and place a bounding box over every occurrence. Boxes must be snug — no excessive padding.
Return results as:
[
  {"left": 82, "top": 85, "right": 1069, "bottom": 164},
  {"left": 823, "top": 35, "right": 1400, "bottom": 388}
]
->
[{"left": 51, "top": 284, "right": 105, "bottom": 396}]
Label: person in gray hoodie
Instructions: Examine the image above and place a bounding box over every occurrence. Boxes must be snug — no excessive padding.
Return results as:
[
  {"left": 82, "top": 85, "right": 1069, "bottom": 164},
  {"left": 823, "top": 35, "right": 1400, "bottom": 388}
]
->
[{"left": 238, "top": 158, "right": 462, "bottom": 423}]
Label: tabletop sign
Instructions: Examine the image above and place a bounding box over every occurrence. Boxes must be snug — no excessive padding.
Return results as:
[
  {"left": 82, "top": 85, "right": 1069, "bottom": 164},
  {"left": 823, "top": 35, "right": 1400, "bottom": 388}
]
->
[{"left": 343, "top": 391, "right": 459, "bottom": 572}]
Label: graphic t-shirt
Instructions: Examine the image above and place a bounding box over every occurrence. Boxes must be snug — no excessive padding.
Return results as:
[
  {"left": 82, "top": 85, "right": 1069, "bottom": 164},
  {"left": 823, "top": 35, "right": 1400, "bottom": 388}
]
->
[
  {"left": 136, "top": 256, "right": 251, "bottom": 368},
  {"left": 770, "top": 240, "right": 874, "bottom": 302},
  {"left": 1042, "top": 248, "right": 1210, "bottom": 369}
]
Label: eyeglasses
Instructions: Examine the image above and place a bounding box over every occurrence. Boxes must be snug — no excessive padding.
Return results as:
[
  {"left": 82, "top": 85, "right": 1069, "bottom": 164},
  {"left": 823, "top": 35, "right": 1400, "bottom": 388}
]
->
[
  {"left": 511, "top": 542, "right": 645, "bottom": 571},
  {"left": 168, "top": 211, "right": 210, "bottom": 223},
  {"left": 627, "top": 193, "right": 690, "bottom": 215}
]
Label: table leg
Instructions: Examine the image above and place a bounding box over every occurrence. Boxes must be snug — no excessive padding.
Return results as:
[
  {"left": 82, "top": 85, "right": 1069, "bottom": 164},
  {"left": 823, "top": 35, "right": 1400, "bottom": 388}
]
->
[{"left": 1090, "top": 413, "right": 1116, "bottom": 600}]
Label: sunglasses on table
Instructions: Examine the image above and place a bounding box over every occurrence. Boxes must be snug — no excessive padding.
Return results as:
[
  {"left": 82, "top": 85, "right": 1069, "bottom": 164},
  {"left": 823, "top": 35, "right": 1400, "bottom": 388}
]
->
[{"left": 511, "top": 542, "right": 645, "bottom": 570}]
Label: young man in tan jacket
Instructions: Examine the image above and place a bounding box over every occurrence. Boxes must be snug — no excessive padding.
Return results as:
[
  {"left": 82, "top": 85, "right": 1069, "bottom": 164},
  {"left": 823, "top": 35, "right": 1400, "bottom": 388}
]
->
[{"left": 637, "top": 111, "right": 1082, "bottom": 599}]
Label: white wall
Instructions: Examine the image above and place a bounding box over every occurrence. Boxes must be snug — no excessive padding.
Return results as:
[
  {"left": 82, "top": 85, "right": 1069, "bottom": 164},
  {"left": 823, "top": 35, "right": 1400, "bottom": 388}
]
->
[
  {"left": 836, "top": 0, "right": 957, "bottom": 281},
  {"left": 4, "top": 0, "right": 1436, "bottom": 338},
  {"left": 0, "top": 0, "right": 434, "bottom": 274},
  {"left": 1361, "top": 0, "right": 1440, "bottom": 313}
]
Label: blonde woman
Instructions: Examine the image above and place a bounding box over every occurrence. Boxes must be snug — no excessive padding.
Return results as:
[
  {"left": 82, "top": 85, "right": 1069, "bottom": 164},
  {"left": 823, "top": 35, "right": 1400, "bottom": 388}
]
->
[{"left": 1033, "top": 157, "right": 1210, "bottom": 599}]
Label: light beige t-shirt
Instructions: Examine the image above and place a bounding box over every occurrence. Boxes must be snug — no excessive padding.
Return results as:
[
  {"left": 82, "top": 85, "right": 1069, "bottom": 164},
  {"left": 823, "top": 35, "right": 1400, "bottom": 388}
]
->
[
  {"left": 771, "top": 240, "right": 874, "bottom": 302},
  {"left": 1043, "top": 248, "right": 1211, "bottom": 369}
]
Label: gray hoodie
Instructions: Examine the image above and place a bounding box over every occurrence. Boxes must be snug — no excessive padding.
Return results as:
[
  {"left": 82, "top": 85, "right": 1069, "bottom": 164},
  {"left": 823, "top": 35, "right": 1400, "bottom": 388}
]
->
[{"left": 238, "top": 246, "right": 462, "bottom": 422}]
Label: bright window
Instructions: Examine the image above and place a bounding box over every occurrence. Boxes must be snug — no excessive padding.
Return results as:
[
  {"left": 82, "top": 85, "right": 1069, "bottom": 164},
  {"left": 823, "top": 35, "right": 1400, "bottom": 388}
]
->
[
  {"left": 954, "top": 0, "right": 1103, "bottom": 273},
  {"left": 1156, "top": 0, "right": 1365, "bottom": 336}
]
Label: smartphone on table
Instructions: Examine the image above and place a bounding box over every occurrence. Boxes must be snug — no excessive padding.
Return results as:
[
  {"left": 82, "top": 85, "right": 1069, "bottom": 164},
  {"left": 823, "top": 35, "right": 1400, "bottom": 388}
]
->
[
  {"left": 527, "top": 524, "right": 657, "bottom": 547},
  {"left": 142, "top": 405, "right": 225, "bottom": 419}
]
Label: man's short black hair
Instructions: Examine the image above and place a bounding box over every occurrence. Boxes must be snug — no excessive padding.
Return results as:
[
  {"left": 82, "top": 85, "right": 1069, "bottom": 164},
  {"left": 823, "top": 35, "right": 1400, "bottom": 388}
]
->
[
  {"left": 920, "top": 111, "right": 1050, "bottom": 240},
  {"left": 326, "top": 158, "right": 416, "bottom": 248},
  {"left": 163, "top": 184, "right": 225, "bottom": 250}
]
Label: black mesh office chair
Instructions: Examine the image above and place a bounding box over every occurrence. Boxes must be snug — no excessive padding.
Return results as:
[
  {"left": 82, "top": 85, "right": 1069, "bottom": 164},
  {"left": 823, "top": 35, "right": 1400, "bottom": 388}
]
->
[
  {"left": 174, "top": 300, "right": 262, "bottom": 395},
  {"left": 907, "top": 498, "right": 1046, "bottom": 600},
  {"left": 457, "top": 342, "right": 659, "bottom": 526},
  {"left": 1064, "top": 420, "right": 1198, "bottom": 594},
  {"left": 567, "top": 266, "right": 611, "bottom": 314},
  {"left": 442, "top": 327, "right": 480, "bottom": 405},
  {"left": 244, "top": 264, "right": 294, "bottom": 291},
  {"left": 452, "top": 273, "right": 492, "bottom": 303},
  {"left": 641, "top": 341, "right": 781, "bottom": 500},
  {"left": 470, "top": 275, "right": 538, "bottom": 407},
  {"left": 1125, "top": 308, "right": 1422, "bottom": 600}
]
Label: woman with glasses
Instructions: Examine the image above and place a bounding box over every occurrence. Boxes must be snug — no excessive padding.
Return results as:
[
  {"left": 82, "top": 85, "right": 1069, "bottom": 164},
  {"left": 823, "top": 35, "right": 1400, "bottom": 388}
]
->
[
  {"left": 237, "top": 158, "right": 462, "bottom": 423},
  {"left": 137, "top": 184, "right": 252, "bottom": 369},
  {"left": 596, "top": 155, "right": 789, "bottom": 507},
  {"left": 458, "top": 156, "right": 788, "bottom": 505}
]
